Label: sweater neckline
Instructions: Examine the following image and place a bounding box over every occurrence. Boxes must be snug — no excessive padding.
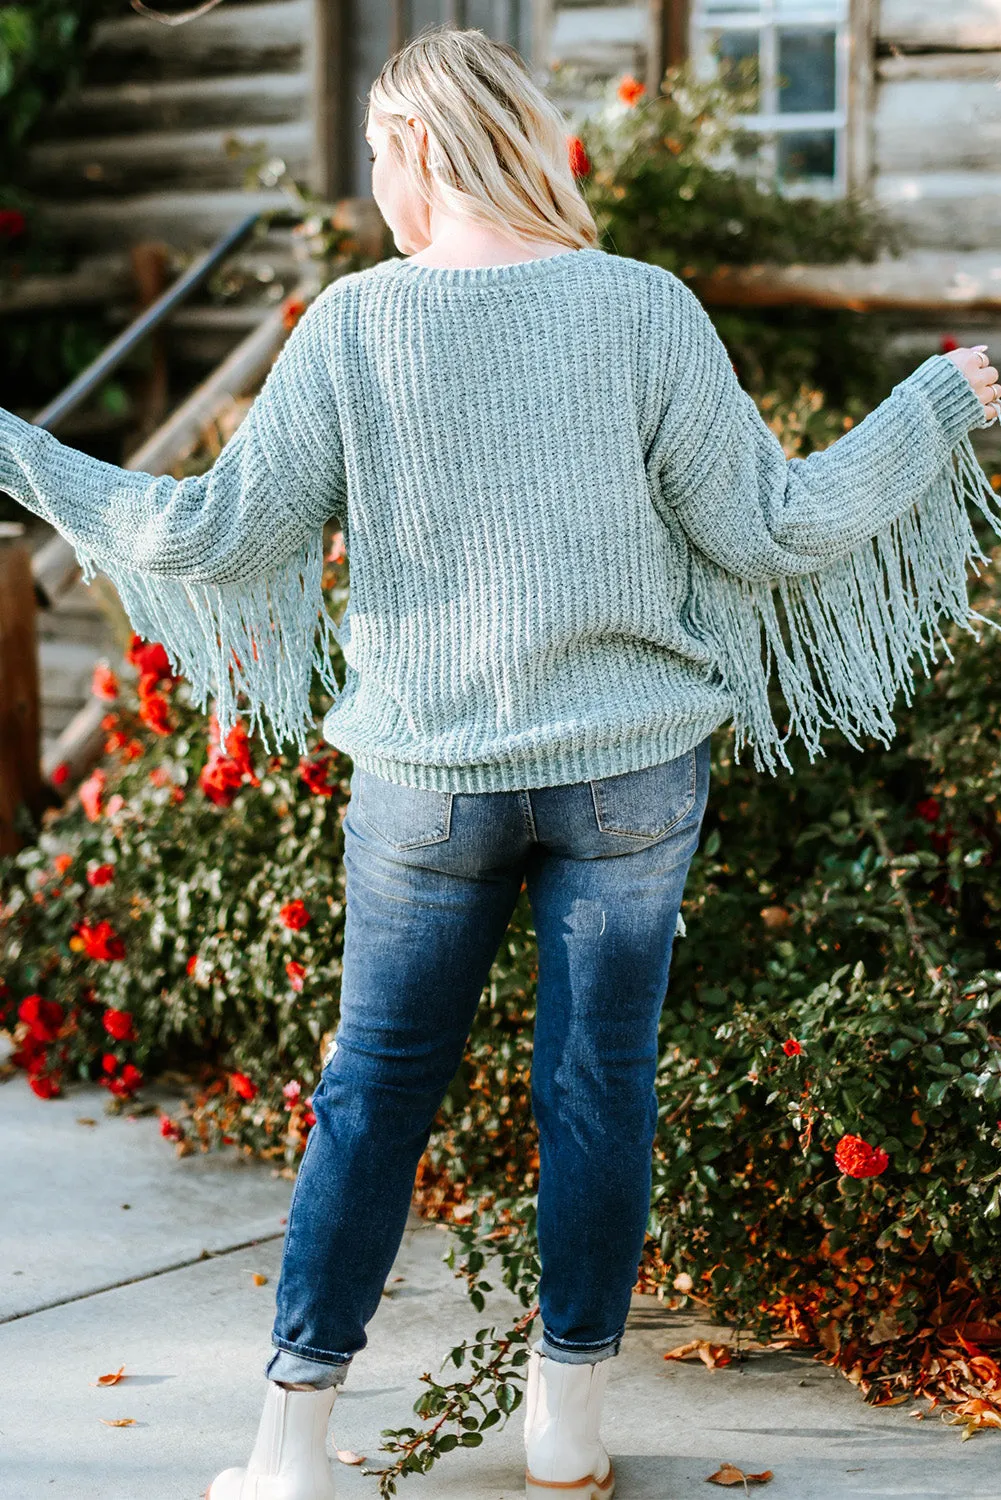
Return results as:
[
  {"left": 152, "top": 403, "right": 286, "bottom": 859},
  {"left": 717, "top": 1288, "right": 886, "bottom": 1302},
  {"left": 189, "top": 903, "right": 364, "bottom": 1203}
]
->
[{"left": 385, "top": 247, "right": 595, "bottom": 283}]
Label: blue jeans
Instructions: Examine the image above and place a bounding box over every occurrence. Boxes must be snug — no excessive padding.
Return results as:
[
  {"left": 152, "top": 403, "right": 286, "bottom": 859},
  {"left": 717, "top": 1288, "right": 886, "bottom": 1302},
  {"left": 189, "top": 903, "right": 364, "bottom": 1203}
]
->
[{"left": 264, "top": 735, "right": 712, "bottom": 1389}]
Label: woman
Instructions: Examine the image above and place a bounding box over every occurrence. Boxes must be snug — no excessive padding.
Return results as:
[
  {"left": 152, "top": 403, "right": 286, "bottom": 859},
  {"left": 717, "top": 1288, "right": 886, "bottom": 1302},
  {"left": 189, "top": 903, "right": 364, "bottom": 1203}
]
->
[{"left": 3, "top": 26, "right": 1000, "bottom": 1500}]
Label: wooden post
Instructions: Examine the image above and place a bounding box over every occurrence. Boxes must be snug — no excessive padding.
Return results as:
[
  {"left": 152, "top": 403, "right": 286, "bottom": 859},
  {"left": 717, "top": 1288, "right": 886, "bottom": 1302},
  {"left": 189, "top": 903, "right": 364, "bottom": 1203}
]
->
[
  {"left": 129, "top": 242, "right": 171, "bottom": 450},
  {"left": 647, "top": 0, "right": 690, "bottom": 98},
  {"left": 311, "top": 0, "right": 356, "bottom": 200},
  {"left": 0, "top": 540, "right": 43, "bottom": 855}
]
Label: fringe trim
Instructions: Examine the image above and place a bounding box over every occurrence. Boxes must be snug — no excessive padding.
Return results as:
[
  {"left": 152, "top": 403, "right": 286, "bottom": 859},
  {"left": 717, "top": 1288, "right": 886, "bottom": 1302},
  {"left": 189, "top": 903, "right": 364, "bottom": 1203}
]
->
[
  {"left": 686, "top": 434, "right": 1001, "bottom": 776},
  {"left": 74, "top": 529, "right": 344, "bottom": 757}
]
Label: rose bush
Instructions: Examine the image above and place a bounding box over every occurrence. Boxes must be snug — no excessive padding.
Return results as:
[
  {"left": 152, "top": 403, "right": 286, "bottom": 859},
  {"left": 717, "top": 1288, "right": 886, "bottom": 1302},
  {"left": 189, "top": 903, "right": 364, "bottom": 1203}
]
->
[{"left": 5, "top": 64, "right": 1001, "bottom": 1495}]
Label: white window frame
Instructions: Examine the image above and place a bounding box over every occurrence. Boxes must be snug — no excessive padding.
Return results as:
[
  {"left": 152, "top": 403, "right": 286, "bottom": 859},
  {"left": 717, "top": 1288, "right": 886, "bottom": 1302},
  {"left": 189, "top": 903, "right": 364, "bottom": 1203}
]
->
[{"left": 689, "top": 0, "right": 854, "bottom": 198}]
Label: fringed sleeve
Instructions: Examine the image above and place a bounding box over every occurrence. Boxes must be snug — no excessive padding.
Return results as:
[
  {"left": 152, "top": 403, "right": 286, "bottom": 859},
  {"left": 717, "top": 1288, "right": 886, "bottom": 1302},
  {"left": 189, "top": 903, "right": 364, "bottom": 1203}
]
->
[
  {"left": 0, "top": 285, "right": 349, "bottom": 756},
  {"left": 645, "top": 269, "right": 1001, "bottom": 775}
]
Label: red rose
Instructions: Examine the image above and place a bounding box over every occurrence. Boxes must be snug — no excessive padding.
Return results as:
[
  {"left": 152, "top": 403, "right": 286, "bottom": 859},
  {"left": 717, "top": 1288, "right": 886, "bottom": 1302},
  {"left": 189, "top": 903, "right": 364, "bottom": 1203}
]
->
[
  {"left": 53, "top": 853, "right": 73, "bottom": 874},
  {"left": 102, "top": 1007, "right": 136, "bottom": 1042},
  {"left": 149, "top": 766, "right": 171, "bottom": 787},
  {"left": 18, "top": 994, "right": 64, "bottom": 1043},
  {"left": 126, "top": 635, "right": 173, "bottom": 682},
  {"left": 222, "top": 721, "right": 259, "bottom": 785},
  {"left": 616, "top": 74, "right": 646, "bottom": 107},
  {"left": 299, "top": 755, "right": 335, "bottom": 797},
  {"left": 940, "top": 335, "right": 959, "bottom": 353},
  {"left": 138, "top": 692, "right": 172, "bottom": 736},
  {"left": 782, "top": 1038, "right": 803, "bottom": 1057},
  {"left": 834, "top": 1133, "right": 889, "bottom": 1179},
  {"left": 11, "top": 1036, "right": 47, "bottom": 1072},
  {"left": 29, "top": 1073, "right": 61, "bottom": 1099},
  {"left": 120, "top": 1062, "right": 143, "bottom": 1091},
  {"left": 186, "top": 954, "right": 199, "bottom": 976},
  {"left": 86, "top": 864, "right": 115, "bottom": 887},
  {"left": 121, "top": 738, "right": 145, "bottom": 762},
  {"left": 104, "top": 731, "right": 128, "bottom": 753},
  {"left": 91, "top": 663, "right": 119, "bottom": 700},
  {"left": 230, "top": 1071, "right": 257, "bottom": 1101},
  {"left": 283, "top": 1079, "right": 302, "bottom": 1106},
  {"left": 78, "top": 768, "right": 107, "bottom": 822},
  {"left": 279, "top": 900, "right": 311, "bottom": 931},
  {"left": 50, "top": 761, "right": 70, "bottom": 787},
  {"left": 102, "top": 1053, "right": 119, "bottom": 1074},
  {"left": 282, "top": 297, "right": 307, "bottom": 332},
  {"left": 0, "top": 208, "right": 26, "bottom": 239},
  {"left": 160, "top": 1114, "right": 183, "bottom": 1141},
  {"left": 285, "top": 960, "right": 307, "bottom": 992},
  {"left": 915, "top": 797, "right": 941, "bottom": 824},
  {"left": 567, "top": 135, "right": 591, "bottom": 178},
  {"left": 199, "top": 753, "right": 245, "bottom": 807},
  {"left": 77, "top": 921, "right": 126, "bottom": 962}
]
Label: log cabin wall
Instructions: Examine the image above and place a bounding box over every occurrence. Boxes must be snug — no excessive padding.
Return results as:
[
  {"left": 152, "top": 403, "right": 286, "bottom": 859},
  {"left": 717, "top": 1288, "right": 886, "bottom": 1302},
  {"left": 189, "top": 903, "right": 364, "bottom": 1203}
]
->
[{"left": 876, "top": 1, "right": 1001, "bottom": 251}]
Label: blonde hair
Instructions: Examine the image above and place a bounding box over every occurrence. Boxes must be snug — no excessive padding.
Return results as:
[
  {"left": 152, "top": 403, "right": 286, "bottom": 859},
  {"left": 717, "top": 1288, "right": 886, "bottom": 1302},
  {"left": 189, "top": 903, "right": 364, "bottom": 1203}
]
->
[{"left": 366, "top": 26, "right": 599, "bottom": 250}]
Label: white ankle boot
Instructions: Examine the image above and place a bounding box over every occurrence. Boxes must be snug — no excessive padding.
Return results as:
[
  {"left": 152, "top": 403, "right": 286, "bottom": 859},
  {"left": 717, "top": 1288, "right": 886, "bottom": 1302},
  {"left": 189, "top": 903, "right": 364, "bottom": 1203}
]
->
[
  {"left": 523, "top": 1347, "right": 615, "bottom": 1497},
  {"left": 207, "top": 1381, "right": 339, "bottom": 1500}
]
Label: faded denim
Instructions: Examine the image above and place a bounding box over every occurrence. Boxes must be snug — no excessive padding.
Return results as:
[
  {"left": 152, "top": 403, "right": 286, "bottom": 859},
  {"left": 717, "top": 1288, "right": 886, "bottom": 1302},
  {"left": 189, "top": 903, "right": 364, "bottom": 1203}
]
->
[{"left": 265, "top": 735, "right": 712, "bottom": 1390}]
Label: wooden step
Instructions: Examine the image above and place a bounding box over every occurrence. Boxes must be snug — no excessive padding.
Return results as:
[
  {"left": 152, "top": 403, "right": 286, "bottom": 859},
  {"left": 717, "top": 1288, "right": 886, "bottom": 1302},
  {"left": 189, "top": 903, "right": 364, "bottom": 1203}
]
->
[
  {"left": 86, "top": 0, "right": 308, "bottom": 85},
  {"left": 0, "top": 255, "right": 131, "bottom": 315},
  {"left": 42, "top": 70, "right": 308, "bottom": 138},
  {"left": 28, "top": 121, "right": 311, "bottom": 199}
]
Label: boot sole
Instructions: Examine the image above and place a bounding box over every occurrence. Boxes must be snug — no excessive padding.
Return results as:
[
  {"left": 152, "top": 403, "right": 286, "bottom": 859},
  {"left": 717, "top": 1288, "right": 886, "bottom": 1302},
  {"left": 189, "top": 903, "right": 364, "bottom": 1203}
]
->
[{"left": 525, "top": 1460, "right": 615, "bottom": 1496}]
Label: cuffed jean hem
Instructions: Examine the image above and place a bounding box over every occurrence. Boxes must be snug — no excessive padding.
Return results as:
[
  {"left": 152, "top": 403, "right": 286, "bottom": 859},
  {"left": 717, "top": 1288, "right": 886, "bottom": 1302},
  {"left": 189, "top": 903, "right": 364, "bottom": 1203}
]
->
[
  {"left": 534, "top": 1333, "right": 621, "bottom": 1365},
  {"left": 265, "top": 1343, "right": 352, "bottom": 1389}
]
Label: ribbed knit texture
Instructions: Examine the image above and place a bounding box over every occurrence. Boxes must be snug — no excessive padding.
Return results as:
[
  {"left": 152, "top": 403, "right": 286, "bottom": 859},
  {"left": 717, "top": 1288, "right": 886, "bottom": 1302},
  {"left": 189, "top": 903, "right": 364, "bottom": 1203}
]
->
[{"left": 2, "top": 245, "right": 1000, "bottom": 789}]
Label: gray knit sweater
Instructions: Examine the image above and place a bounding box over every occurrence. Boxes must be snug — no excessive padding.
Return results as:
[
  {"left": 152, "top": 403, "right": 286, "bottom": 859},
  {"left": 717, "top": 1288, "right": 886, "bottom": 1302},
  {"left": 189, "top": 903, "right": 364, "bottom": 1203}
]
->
[{"left": 1, "top": 246, "right": 998, "bottom": 788}]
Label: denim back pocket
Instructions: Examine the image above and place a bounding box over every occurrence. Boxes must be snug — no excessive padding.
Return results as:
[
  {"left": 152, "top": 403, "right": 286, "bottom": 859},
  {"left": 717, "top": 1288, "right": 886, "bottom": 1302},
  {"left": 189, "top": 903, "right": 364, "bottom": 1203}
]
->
[
  {"left": 589, "top": 749, "right": 698, "bottom": 842},
  {"left": 353, "top": 768, "right": 454, "bottom": 851}
]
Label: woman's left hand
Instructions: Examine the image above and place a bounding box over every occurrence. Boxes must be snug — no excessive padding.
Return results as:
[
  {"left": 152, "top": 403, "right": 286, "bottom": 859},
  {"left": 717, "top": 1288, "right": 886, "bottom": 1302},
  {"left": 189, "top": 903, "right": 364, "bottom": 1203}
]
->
[{"left": 943, "top": 344, "right": 1001, "bottom": 422}]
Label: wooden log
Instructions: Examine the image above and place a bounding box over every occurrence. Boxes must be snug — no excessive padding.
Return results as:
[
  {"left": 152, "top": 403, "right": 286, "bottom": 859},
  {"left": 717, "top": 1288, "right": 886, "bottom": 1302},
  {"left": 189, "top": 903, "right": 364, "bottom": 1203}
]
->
[
  {"left": 688, "top": 250, "right": 1001, "bottom": 312},
  {"left": 87, "top": 1, "right": 308, "bottom": 85},
  {"left": 0, "top": 543, "right": 43, "bottom": 854},
  {"left": 876, "top": 171, "right": 1001, "bottom": 251},
  {"left": 42, "top": 71, "right": 309, "bottom": 138},
  {"left": 0, "top": 257, "right": 131, "bottom": 317},
  {"left": 879, "top": 1, "right": 1001, "bottom": 51},
  {"left": 878, "top": 50, "right": 1001, "bottom": 82},
  {"left": 27, "top": 122, "right": 311, "bottom": 199},
  {"left": 35, "top": 189, "right": 290, "bottom": 252},
  {"left": 875, "top": 77, "right": 1001, "bottom": 175}
]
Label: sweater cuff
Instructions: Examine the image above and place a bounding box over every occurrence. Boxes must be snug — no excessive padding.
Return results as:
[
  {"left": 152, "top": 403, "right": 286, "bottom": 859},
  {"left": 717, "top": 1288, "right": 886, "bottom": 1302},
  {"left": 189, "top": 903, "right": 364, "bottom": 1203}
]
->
[{"left": 901, "top": 352, "right": 989, "bottom": 449}]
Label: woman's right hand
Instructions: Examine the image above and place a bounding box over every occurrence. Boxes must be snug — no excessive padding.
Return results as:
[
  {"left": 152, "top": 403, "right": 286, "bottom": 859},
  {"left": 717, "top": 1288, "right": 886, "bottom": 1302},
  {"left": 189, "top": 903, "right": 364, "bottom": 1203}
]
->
[{"left": 943, "top": 344, "right": 1001, "bottom": 422}]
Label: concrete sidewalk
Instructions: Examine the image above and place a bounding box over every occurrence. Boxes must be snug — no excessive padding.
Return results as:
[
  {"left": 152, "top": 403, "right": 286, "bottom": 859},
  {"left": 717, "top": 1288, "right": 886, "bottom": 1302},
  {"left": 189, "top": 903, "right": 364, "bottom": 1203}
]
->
[{"left": 2, "top": 1072, "right": 1001, "bottom": 1500}]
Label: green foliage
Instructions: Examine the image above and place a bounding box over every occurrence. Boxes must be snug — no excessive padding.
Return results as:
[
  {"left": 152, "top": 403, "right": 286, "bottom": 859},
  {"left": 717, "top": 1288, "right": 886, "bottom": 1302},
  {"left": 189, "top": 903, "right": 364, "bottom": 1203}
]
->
[
  {"left": 0, "top": 1, "right": 114, "bottom": 161},
  {"left": 574, "top": 63, "right": 901, "bottom": 277}
]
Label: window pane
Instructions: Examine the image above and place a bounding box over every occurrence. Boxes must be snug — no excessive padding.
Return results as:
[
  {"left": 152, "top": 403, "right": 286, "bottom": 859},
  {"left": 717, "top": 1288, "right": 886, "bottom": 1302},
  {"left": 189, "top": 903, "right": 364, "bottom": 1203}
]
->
[
  {"left": 778, "top": 129, "right": 835, "bottom": 180},
  {"left": 699, "top": 2, "right": 762, "bottom": 11},
  {"left": 706, "top": 28, "right": 760, "bottom": 106},
  {"left": 777, "top": 28, "right": 836, "bottom": 113}
]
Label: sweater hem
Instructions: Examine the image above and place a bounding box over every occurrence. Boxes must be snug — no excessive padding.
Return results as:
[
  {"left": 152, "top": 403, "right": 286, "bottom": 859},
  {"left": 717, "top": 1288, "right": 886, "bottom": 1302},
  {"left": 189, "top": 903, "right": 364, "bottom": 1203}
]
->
[{"left": 325, "top": 712, "right": 729, "bottom": 792}]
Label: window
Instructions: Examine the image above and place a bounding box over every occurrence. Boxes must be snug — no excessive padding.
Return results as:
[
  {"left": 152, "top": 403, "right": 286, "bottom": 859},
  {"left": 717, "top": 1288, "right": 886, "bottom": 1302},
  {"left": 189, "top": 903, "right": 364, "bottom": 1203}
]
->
[{"left": 690, "top": 0, "right": 851, "bottom": 196}]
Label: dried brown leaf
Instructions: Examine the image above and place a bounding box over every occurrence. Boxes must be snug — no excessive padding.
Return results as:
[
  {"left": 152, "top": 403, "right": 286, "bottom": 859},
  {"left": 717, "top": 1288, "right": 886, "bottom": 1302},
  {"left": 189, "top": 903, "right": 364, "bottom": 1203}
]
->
[
  {"left": 91, "top": 1365, "right": 126, "bottom": 1387},
  {"left": 336, "top": 1449, "right": 366, "bottom": 1464},
  {"left": 99, "top": 1417, "right": 136, "bottom": 1427},
  {"left": 706, "top": 1462, "right": 773, "bottom": 1486},
  {"left": 251, "top": 1273, "right": 268, "bottom": 1286},
  {"left": 664, "top": 1338, "right": 733, "bottom": 1369}
]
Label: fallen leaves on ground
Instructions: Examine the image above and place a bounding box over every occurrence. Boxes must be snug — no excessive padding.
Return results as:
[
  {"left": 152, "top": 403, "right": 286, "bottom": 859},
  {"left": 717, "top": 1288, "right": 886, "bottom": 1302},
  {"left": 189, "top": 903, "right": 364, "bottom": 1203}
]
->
[
  {"left": 250, "top": 1272, "right": 268, "bottom": 1285},
  {"left": 91, "top": 1365, "right": 126, "bottom": 1386},
  {"left": 99, "top": 1417, "right": 136, "bottom": 1427},
  {"left": 76, "top": 1117, "right": 97, "bottom": 1126},
  {"left": 706, "top": 1462, "right": 773, "bottom": 1486},
  {"left": 336, "top": 1449, "right": 366, "bottom": 1464},
  {"left": 767, "top": 1283, "right": 1001, "bottom": 1436},
  {"left": 664, "top": 1338, "right": 734, "bottom": 1369}
]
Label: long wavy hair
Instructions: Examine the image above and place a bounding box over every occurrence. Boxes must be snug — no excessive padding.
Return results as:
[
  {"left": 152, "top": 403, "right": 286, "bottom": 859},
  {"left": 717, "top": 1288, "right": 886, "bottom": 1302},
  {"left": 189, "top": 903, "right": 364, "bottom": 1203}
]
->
[{"left": 367, "top": 25, "right": 599, "bottom": 250}]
